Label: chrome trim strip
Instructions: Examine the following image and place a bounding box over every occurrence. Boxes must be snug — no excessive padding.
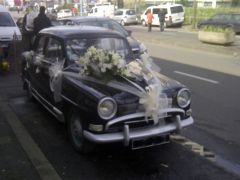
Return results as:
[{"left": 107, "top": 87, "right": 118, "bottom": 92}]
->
[
  {"left": 84, "top": 116, "right": 194, "bottom": 144},
  {"left": 31, "top": 86, "right": 65, "bottom": 122},
  {"left": 106, "top": 108, "right": 185, "bottom": 130},
  {"left": 61, "top": 95, "right": 78, "bottom": 107}
]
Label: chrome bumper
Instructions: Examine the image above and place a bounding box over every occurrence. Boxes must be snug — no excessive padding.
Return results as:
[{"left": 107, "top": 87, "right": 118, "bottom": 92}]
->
[{"left": 84, "top": 116, "right": 194, "bottom": 146}]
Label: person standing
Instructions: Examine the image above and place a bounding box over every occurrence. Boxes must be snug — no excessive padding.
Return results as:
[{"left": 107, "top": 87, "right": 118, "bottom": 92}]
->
[
  {"left": 22, "top": 6, "right": 38, "bottom": 51},
  {"left": 158, "top": 8, "right": 166, "bottom": 32},
  {"left": 33, "top": 6, "right": 52, "bottom": 35},
  {"left": 147, "top": 10, "right": 154, "bottom": 32}
]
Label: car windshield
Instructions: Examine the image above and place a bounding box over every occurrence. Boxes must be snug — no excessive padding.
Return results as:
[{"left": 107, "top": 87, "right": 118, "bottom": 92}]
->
[
  {"left": 170, "top": 6, "right": 184, "bottom": 13},
  {"left": 66, "top": 37, "right": 131, "bottom": 62},
  {"left": 0, "top": 12, "right": 15, "bottom": 27},
  {"left": 75, "top": 20, "right": 129, "bottom": 37}
]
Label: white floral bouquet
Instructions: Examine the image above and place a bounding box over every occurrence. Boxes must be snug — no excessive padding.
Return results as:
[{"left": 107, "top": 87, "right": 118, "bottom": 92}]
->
[{"left": 78, "top": 46, "right": 131, "bottom": 80}]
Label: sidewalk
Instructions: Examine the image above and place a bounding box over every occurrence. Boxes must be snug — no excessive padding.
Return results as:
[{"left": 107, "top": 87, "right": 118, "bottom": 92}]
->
[
  {"left": 132, "top": 28, "right": 240, "bottom": 57},
  {"left": 0, "top": 73, "right": 41, "bottom": 180}
]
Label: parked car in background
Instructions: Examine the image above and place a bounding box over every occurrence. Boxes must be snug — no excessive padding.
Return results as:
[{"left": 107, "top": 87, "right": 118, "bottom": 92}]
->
[
  {"left": 141, "top": 4, "right": 184, "bottom": 27},
  {"left": 0, "top": 5, "right": 22, "bottom": 47},
  {"left": 57, "top": 9, "right": 72, "bottom": 19},
  {"left": 198, "top": 13, "right": 240, "bottom": 34},
  {"left": 112, "top": 9, "right": 138, "bottom": 26},
  {"left": 57, "top": 16, "right": 147, "bottom": 57},
  {"left": 21, "top": 26, "right": 194, "bottom": 153},
  {"left": 88, "top": 2, "right": 114, "bottom": 17}
]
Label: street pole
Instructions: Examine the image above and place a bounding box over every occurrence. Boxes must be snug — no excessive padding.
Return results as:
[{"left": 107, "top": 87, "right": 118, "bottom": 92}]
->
[{"left": 192, "top": 0, "right": 198, "bottom": 29}]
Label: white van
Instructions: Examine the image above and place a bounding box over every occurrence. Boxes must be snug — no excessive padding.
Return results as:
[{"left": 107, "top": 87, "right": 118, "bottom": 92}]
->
[
  {"left": 0, "top": 5, "right": 22, "bottom": 48},
  {"left": 140, "top": 4, "right": 184, "bottom": 27},
  {"left": 88, "top": 3, "right": 114, "bottom": 17}
]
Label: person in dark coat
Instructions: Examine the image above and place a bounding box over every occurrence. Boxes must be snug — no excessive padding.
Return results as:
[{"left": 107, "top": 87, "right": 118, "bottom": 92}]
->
[
  {"left": 33, "top": 6, "right": 52, "bottom": 35},
  {"left": 158, "top": 8, "right": 166, "bottom": 32}
]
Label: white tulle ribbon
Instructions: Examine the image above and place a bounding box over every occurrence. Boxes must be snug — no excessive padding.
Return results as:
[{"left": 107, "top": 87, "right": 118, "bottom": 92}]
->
[{"left": 49, "top": 63, "right": 64, "bottom": 102}]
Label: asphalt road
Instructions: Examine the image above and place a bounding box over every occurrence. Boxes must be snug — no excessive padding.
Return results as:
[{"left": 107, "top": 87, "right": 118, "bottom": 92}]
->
[{"left": 153, "top": 58, "right": 240, "bottom": 176}]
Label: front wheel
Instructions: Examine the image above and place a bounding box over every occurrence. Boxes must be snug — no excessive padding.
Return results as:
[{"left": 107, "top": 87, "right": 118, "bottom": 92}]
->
[
  {"left": 141, "top": 20, "right": 147, "bottom": 27},
  {"left": 67, "top": 110, "right": 95, "bottom": 154}
]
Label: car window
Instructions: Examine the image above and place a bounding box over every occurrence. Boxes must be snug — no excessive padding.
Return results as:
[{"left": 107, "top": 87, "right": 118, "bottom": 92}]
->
[
  {"left": 45, "top": 38, "right": 64, "bottom": 63},
  {"left": 170, "top": 6, "right": 184, "bottom": 13},
  {"left": 115, "top": 10, "right": 123, "bottom": 16},
  {"left": 153, "top": 8, "right": 160, "bottom": 15},
  {"left": 77, "top": 20, "right": 129, "bottom": 37},
  {"left": 126, "top": 10, "right": 136, "bottom": 15},
  {"left": 36, "top": 36, "right": 46, "bottom": 55},
  {"left": 66, "top": 37, "right": 131, "bottom": 62},
  {"left": 0, "top": 12, "right": 15, "bottom": 27}
]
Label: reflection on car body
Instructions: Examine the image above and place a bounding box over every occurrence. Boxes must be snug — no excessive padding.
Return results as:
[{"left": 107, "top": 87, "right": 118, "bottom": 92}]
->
[
  {"left": 21, "top": 26, "right": 193, "bottom": 154},
  {"left": 57, "top": 16, "right": 147, "bottom": 58}
]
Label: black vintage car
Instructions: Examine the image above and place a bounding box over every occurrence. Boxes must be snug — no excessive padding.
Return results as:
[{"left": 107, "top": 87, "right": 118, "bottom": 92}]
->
[{"left": 21, "top": 26, "right": 194, "bottom": 153}]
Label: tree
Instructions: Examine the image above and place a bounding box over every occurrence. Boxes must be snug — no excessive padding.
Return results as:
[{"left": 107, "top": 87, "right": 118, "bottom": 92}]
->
[{"left": 231, "top": 0, "right": 239, "bottom": 6}]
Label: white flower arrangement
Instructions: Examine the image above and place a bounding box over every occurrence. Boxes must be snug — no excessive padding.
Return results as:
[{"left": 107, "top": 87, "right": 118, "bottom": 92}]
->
[{"left": 78, "top": 46, "right": 131, "bottom": 80}]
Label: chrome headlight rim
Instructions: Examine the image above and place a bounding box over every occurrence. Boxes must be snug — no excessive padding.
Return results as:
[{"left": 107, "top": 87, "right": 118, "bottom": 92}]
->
[
  {"left": 177, "top": 88, "right": 191, "bottom": 108},
  {"left": 97, "top": 97, "right": 117, "bottom": 120}
]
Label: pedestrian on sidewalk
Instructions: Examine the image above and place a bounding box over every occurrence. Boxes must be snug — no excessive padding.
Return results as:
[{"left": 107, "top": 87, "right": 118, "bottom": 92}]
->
[
  {"left": 22, "top": 6, "right": 38, "bottom": 51},
  {"left": 158, "top": 8, "right": 166, "bottom": 32},
  {"left": 33, "top": 6, "right": 52, "bottom": 36},
  {"left": 147, "top": 10, "right": 154, "bottom": 32}
]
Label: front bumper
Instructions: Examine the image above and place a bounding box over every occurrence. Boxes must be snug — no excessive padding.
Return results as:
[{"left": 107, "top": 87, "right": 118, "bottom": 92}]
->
[{"left": 84, "top": 110, "right": 194, "bottom": 146}]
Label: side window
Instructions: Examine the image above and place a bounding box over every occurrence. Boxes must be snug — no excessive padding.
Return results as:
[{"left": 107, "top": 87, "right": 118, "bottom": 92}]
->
[
  {"left": 153, "top": 8, "right": 160, "bottom": 15},
  {"left": 45, "top": 38, "right": 64, "bottom": 63},
  {"left": 36, "top": 36, "right": 46, "bottom": 55}
]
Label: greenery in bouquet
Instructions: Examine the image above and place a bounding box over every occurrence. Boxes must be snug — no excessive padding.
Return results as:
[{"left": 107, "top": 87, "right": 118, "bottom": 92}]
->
[{"left": 78, "top": 46, "right": 131, "bottom": 80}]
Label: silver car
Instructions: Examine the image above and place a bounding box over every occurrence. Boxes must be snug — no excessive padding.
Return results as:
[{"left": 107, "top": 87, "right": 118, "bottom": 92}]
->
[{"left": 112, "top": 9, "right": 138, "bottom": 26}]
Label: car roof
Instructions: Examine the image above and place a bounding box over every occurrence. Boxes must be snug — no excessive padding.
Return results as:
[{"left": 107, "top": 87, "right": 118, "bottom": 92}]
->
[
  {"left": 60, "top": 16, "right": 113, "bottom": 22},
  {"left": 39, "top": 25, "right": 124, "bottom": 39}
]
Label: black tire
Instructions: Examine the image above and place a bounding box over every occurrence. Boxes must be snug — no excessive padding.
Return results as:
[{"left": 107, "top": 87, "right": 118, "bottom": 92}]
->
[{"left": 67, "top": 110, "right": 95, "bottom": 154}]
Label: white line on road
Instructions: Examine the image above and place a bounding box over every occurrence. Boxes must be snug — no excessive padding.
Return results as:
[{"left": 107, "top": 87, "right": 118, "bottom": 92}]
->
[{"left": 174, "top": 71, "right": 219, "bottom": 84}]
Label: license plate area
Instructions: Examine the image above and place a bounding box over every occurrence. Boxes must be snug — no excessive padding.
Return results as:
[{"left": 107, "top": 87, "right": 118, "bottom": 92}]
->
[{"left": 131, "top": 134, "right": 169, "bottom": 150}]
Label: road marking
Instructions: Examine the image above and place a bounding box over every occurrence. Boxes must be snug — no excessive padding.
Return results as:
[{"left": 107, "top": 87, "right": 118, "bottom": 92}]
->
[
  {"left": 174, "top": 71, "right": 219, "bottom": 84},
  {"left": 171, "top": 135, "right": 215, "bottom": 162},
  {"left": 0, "top": 101, "right": 62, "bottom": 180}
]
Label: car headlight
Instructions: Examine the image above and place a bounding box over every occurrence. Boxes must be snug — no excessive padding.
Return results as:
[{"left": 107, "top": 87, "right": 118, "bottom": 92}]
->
[
  {"left": 177, "top": 88, "right": 191, "bottom": 108},
  {"left": 98, "top": 97, "right": 117, "bottom": 120}
]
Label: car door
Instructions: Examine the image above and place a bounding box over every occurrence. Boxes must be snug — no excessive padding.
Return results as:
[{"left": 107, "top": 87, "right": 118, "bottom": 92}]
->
[
  {"left": 152, "top": 8, "right": 160, "bottom": 25},
  {"left": 28, "top": 35, "right": 47, "bottom": 95},
  {"left": 39, "top": 36, "right": 65, "bottom": 105},
  {"left": 113, "top": 10, "right": 123, "bottom": 23}
]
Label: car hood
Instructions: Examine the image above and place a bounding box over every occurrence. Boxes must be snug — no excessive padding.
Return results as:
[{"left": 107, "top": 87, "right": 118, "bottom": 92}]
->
[
  {"left": 64, "top": 68, "right": 183, "bottom": 105},
  {"left": 0, "top": 26, "right": 22, "bottom": 41}
]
